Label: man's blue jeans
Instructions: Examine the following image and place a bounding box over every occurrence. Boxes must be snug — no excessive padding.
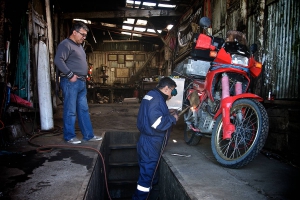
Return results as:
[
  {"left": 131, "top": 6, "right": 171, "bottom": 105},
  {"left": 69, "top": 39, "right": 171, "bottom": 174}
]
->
[{"left": 60, "top": 77, "right": 94, "bottom": 141}]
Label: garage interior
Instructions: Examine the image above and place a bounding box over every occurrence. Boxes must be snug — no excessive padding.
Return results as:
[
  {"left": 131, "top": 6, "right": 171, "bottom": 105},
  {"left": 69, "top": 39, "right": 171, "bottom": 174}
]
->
[{"left": 0, "top": 0, "right": 299, "bottom": 199}]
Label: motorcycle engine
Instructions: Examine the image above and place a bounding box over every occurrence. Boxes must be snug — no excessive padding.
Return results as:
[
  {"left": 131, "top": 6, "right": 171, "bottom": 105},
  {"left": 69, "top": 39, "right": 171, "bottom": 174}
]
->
[{"left": 195, "top": 97, "right": 219, "bottom": 134}]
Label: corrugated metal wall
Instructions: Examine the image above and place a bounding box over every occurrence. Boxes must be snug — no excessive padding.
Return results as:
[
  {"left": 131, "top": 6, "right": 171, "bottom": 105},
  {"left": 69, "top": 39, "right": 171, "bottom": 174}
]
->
[
  {"left": 264, "top": 0, "right": 300, "bottom": 99},
  {"left": 208, "top": 0, "right": 300, "bottom": 99},
  {"left": 246, "top": 0, "right": 265, "bottom": 96},
  {"left": 211, "top": 0, "right": 226, "bottom": 35}
]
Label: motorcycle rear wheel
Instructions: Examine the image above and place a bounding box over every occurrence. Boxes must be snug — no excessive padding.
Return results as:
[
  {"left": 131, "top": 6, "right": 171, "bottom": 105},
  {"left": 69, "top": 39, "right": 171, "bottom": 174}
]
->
[
  {"left": 184, "top": 124, "right": 202, "bottom": 145},
  {"left": 183, "top": 106, "right": 202, "bottom": 145},
  {"left": 211, "top": 98, "right": 269, "bottom": 169}
]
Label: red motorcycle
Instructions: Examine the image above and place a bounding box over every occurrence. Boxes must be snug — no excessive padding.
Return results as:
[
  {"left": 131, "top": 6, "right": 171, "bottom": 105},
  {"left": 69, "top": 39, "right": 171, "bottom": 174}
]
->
[{"left": 177, "top": 17, "right": 269, "bottom": 168}]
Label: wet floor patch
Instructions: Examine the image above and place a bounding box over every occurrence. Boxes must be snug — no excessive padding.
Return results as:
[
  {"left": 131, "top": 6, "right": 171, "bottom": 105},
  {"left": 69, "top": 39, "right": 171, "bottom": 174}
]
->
[
  {"left": 0, "top": 150, "right": 46, "bottom": 198},
  {"left": 47, "top": 149, "right": 94, "bottom": 170},
  {"left": 0, "top": 149, "right": 95, "bottom": 199}
]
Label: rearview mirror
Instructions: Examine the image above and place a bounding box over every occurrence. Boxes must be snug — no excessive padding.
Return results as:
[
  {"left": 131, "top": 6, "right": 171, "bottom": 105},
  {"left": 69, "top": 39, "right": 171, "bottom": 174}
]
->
[
  {"left": 199, "top": 17, "right": 211, "bottom": 28},
  {"left": 250, "top": 44, "right": 258, "bottom": 54}
]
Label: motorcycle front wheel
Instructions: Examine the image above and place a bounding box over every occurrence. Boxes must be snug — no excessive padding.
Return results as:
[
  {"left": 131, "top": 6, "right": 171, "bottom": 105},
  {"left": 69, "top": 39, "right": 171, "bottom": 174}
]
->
[{"left": 211, "top": 98, "right": 269, "bottom": 169}]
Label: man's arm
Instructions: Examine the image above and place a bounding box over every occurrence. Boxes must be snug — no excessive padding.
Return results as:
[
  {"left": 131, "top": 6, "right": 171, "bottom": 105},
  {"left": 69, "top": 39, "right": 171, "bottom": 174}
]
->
[
  {"left": 148, "top": 100, "right": 176, "bottom": 132},
  {"left": 54, "top": 41, "right": 74, "bottom": 79}
]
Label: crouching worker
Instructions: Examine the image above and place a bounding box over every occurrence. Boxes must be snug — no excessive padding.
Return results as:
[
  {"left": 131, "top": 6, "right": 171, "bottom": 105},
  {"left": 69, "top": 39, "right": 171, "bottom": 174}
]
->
[{"left": 132, "top": 77, "right": 178, "bottom": 200}]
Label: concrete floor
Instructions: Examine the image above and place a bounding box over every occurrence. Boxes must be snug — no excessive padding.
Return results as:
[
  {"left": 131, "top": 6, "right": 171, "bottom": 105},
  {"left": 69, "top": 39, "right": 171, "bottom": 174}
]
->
[{"left": 0, "top": 103, "right": 299, "bottom": 200}]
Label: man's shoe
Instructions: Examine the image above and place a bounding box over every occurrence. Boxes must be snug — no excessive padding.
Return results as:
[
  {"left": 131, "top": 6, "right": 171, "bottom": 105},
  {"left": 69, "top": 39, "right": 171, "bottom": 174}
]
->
[
  {"left": 88, "top": 136, "right": 102, "bottom": 142},
  {"left": 67, "top": 137, "right": 81, "bottom": 144}
]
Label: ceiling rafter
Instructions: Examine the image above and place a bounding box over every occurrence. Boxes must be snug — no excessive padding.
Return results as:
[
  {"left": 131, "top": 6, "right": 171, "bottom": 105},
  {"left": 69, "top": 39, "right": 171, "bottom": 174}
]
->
[
  {"left": 90, "top": 23, "right": 160, "bottom": 37},
  {"left": 60, "top": 9, "right": 182, "bottom": 19},
  {"left": 54, "top": 0, "right": 197, "bottom": 43}
]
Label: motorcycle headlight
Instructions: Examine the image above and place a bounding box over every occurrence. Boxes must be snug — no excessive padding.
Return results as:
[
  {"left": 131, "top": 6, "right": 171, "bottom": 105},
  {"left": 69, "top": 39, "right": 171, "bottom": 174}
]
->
[{"left": 231, "top": 54, "right": 249, "bottom": 66}]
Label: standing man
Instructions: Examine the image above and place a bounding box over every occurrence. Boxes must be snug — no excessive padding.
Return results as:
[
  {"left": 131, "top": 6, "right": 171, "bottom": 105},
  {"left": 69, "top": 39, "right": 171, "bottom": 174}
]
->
[
  {"left": 133, "top": 77, "right": 178, "bottom": 200},
  {"left": 54, "top": 22, "right": 102, "bottom": 144}
]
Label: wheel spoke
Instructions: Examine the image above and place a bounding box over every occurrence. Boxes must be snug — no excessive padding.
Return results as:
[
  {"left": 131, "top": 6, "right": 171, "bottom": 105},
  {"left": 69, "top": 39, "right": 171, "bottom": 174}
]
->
[
  {"left": 211, "top": 99, "right": 269, "bottom": 168},
  {"left": 216, "top": 102, "right": 260, "bottom": 160}
]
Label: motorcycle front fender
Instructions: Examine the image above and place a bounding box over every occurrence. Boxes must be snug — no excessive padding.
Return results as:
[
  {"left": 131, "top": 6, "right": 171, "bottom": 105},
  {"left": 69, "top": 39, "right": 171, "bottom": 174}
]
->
[{"left": 214, "top": 93, "right": 263, "bottom": 139}]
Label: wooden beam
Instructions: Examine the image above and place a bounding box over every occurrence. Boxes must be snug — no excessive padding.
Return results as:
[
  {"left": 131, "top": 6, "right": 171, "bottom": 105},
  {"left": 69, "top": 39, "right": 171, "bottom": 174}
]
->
[
  {"left": 147, "top": 20, "right": 172, "bottom": 52},
  {"left": 61, "top": 9, "right": 182, "bottom": 19},
  {"left": 90, "top": 25, "right": 160, "bottom": 37}
]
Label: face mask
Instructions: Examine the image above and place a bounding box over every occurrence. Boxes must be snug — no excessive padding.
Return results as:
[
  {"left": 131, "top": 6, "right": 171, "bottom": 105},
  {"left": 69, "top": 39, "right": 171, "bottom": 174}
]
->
[{"left": 171, "top": 88, "right": 177, "bottom": 96}]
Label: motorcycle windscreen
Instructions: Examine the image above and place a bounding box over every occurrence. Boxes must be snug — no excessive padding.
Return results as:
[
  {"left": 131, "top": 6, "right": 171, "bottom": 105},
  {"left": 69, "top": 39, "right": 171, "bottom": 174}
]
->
[
  {"left": 226, "top": 30, "right": 247, "bottom": 45},
  {"left": 213, "top": 48, "right": 232, "bottom": 64}
]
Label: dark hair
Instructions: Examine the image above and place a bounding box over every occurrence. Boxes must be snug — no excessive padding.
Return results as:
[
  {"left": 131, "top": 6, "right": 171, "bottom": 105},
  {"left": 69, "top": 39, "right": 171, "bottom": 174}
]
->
[
  {"left": 71, "top": 22, "right": 89, "bottom": 33},
  {"left": 157, "top": 77, "right": 177, "bottom": 89}
]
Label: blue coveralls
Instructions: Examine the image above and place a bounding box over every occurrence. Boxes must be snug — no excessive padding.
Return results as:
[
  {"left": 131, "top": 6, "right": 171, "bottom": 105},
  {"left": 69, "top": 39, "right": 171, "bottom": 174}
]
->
[{"left": 132, "top": 88, "right": 177, "bottom": 200}]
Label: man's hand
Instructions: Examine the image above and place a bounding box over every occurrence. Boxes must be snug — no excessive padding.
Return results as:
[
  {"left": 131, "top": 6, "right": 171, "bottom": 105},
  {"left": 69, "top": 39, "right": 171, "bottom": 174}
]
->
[
  {"left": 169, "top": 109, "right": 179, "bottom": 121},
  {"left": 69, "top": 75, "right": 78, "bottom": 82},
  {"left": 173, "top": 113, "right": 179, "bottom": 121}
]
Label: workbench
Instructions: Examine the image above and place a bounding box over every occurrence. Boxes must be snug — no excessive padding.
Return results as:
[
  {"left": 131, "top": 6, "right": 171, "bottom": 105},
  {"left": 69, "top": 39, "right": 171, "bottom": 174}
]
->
[
  {"left": 139, "top": 81, "right": 158, "bottom": 99},
  {"left": 87, "top": 86, "right": 135, "bottom": 103}
]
